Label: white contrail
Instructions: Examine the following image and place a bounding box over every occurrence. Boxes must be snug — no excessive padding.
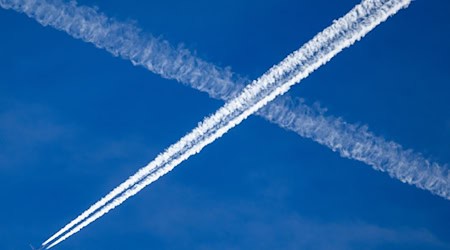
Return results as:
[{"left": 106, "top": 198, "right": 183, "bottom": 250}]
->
[
  {"left": 2, "top": 0, "right": 446, "bottom": 206},
  {"left": 259, "top": 98, "right": 450, "bottom": 200},
  {"left": 2, "top": 0, "right": 447, "bottom": 247},
  {"left": 1, "top": 0, "right": 446, "bottom": 221},
  {"left": 39, "top": 0, "right": 412, "bottom": 248},
  {"left": 0, "top": 0, "right": 246, "bottom": 100}
]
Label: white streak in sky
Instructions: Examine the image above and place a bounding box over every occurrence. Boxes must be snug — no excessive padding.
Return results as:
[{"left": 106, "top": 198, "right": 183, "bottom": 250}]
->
[
  {"left": 3, "top": 0, "right": 412, "bottom": 248},
  {"left": 0, "top": 0, "right": 245, "bottom": 100},
  {"left": 260, "top": 98, "right": 449, "bottom": 199},
  {"left": 1, "top": 0, "right": 448, "bottom": 247},
  {"left": 1, "top": 0, "right": 446, "bottom": 207}
]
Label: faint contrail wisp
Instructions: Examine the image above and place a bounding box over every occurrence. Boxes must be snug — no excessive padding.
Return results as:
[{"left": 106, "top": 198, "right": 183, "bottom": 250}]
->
[{"left": 29, "top": 0, "right": 412, "bottom": 248}]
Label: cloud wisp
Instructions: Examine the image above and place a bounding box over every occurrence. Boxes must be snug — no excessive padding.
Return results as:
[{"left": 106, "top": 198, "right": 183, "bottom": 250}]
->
[{"left": 0, "top": 0, "right": 412, "bottom": 248}]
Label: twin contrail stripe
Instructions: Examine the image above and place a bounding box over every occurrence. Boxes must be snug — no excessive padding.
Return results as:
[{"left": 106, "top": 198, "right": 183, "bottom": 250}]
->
[
  {"left": 30, "top": 0, "right": 412, "bottom": 248},
  {"left": 2, "top": 0, "right": 448, "bottom": 247},
  {"left": 2, "top": 0, "right": 447, "bottom": 205}
]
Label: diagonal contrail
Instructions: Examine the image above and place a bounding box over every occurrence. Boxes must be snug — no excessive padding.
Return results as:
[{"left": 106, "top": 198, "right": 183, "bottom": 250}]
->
[
  {"left": 1, "top": 0, "right": 447, "bottom": 212},
  {"left": 34, "top": 0, "right": 412, "bottom": 248},
  {"left": 260, "top": 98, "right": 450, "bottom": 199},
  {"left": 1, "top": 0, "right": 447, "bottom": 246},
  {"left": 2, "top": 0, "right": 447, "bottom": 207},
  {"left": 0, "top": 0, "right": 245, "bottom": 100}
]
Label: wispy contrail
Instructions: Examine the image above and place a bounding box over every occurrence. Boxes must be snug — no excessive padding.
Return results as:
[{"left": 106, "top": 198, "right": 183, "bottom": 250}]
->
[
  {"left": 2, "top": 0, "right": 447, "bottom": 203},
  {"left": 36, "top": 0, "right": 412, "bottom": 248},
  {"left": 0, "top": 0, "right": 245, "bottom": 100},
  {"left": 1, "top": 0, "right": 447, "bottom": 246},
  {"left": 260, "top": 98, "right": 449, "bottom": 197}
]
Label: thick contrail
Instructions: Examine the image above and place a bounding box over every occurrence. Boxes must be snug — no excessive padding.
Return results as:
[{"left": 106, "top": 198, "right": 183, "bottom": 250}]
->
[
  {"left": 2, "top": 0, "right": 446, "bottom": 208},
  {"left": 0, "top": 0, "right": 245, "bottom": 100},
  {"left": 33, "top": 0, "right": 412, "bottom": 248},
  {"left": 260, "top": 98, "right": 449, "bottom": 198},
  {"left": 1, "top": 0, "right": 447, "bottom": 247},
  {"left": 1, "top": 0, "right": 446, "bottom": 209}
]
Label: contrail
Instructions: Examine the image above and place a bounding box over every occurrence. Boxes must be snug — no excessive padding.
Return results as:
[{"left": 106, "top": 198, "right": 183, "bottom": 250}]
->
[
  {"left": 35, "top": 0, "right": 412, "bottom": 248},
  {"left": 260, "top": 98, "right": 449, "bottom": 199},
  {"left": 1, "top": 0, "right": 447, "bottom": 246},
  {"left": 0, "top": 0, "right": 246, "bottom": 100},
  {"left": 1, "top": 0, "right": 446, "bottom": 207},
  {"left": 2, "top": 0, "right": 446, "bottom": 207}
]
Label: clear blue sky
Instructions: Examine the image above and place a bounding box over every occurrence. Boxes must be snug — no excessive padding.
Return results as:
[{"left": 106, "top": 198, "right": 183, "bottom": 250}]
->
[{"left": 1, "top": 0, "right": 449, "bottom": 249}]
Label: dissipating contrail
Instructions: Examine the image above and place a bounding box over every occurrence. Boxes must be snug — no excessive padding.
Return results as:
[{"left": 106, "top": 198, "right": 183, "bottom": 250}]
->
[
  {"left": 1, "top": 0, "right": 447, "bottom": 205},
  {"left": 1, "top": 0, "right": 414, "bottom": 248},
  {"left": 2, "top": 0, "right": 447, "bottom": 207},
  {"left": 2, "top": 0, "right": 448, "bottom": 247}
]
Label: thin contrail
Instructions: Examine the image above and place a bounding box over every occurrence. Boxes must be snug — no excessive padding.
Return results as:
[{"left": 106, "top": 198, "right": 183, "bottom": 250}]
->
[
  {"left": 37, "top": 0, "right": 412, "bottom": 248},
  {"left": 2, "top": 0, "right": 446, "bottom": 207},
  {"left": 1, "top": 0, "right": 447, "bottom": 246},
  {"left": 1, "top": 0, "right": 447, "bottom": 208}
]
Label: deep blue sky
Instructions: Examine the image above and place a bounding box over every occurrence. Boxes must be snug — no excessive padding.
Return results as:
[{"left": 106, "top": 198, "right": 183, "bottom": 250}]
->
[{"left": 1, "top": 0, "right": 450, "bottom": 249}]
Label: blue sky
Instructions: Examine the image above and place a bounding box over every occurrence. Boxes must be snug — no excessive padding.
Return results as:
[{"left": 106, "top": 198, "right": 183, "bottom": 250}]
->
[{"left": 1, "top": 0, "right": 450, "bottom": 249}]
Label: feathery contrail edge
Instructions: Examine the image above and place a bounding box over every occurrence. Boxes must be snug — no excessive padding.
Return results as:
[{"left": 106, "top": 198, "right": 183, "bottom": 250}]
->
[{"left": 38, "top": 0, "right": 413, "bottom": 248}]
